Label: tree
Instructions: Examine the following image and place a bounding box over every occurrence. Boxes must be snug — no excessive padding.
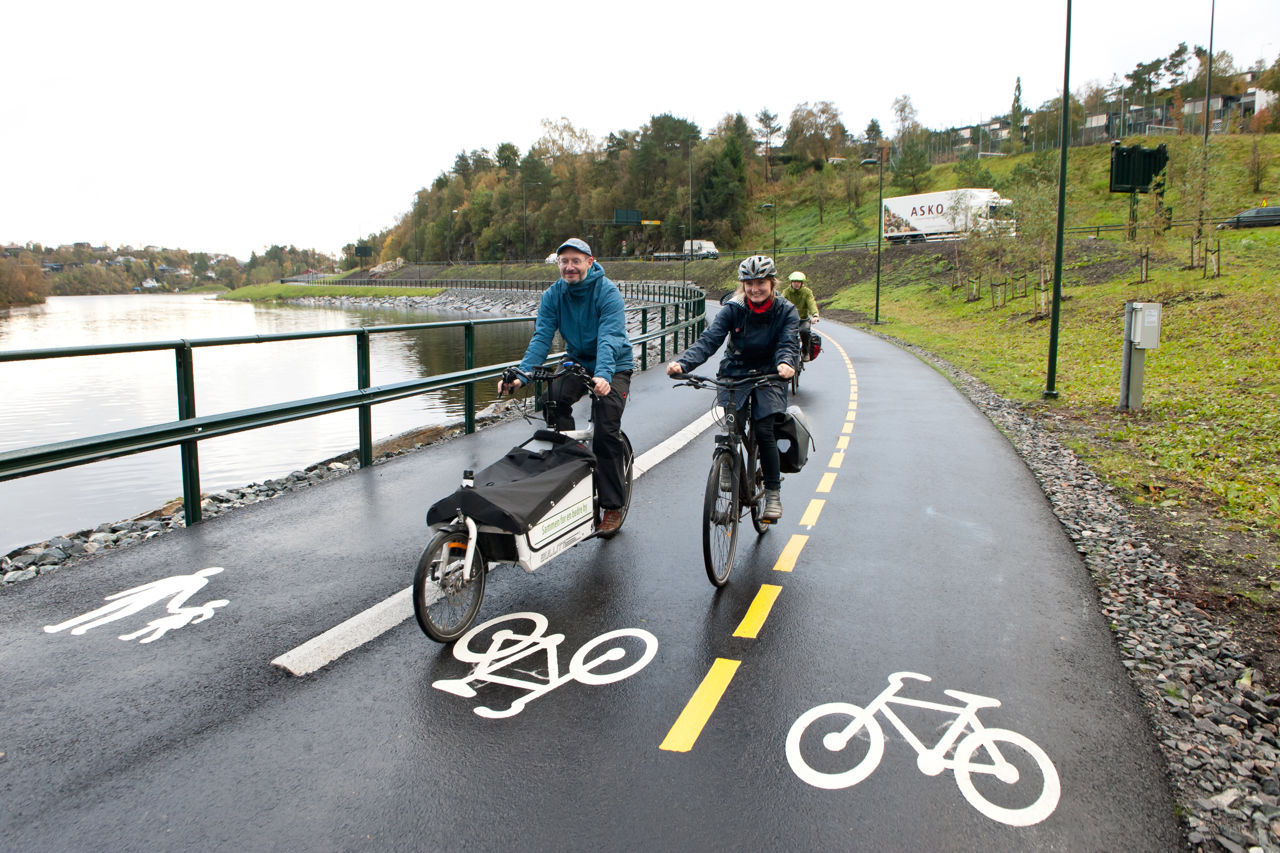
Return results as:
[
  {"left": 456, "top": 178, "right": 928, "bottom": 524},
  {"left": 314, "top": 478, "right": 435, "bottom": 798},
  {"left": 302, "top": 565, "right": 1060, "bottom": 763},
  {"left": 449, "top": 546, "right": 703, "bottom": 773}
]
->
[
  {"left": 892, "top": 94, "right": 918, "bottom": 139},
  {"left": 1165, "top": 42, "right": 1190, "bottom": 88},
  {"left": 1008, "top": 77, "right": 1025, "bottom": 154},
  {"left": 536, "top": 117, "right": 597, "bottom": 157},
  {"left": 756, "top": 108, "right": 780, "bottom": 182},
  {"left": 890, "top": 132, "right": 931, "bottom": 192},
  {"left": 1125, "top": 58, "right": 1165, "bottom": 99},
  {"left": 495, "top": 142, "right": 520, "bottom": 171},
  {"left": 864, "top": 119, "right": 883, "bottom": 150}
]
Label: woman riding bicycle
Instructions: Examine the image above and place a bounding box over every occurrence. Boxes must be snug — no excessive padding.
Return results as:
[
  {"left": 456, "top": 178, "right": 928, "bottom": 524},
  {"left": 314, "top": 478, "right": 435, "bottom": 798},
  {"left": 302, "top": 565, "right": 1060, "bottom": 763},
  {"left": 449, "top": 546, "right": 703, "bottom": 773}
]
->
[{"left": 666, "top": 255, "right": 799, "bottom": 520}]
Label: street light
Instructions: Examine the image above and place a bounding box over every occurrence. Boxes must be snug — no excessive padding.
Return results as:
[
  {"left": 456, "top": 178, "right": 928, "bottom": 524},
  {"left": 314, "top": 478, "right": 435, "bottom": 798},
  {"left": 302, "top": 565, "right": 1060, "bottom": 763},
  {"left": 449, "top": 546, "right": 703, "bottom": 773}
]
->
[
  {"left": 678, "top": 224, "right": 687, "bottom": 283},
  {"left": 860, "top": 156, "right": 884, "bottom": 325},
  {"left": 760, "top": 202, "right": 776, "bottom": 257},
  {"left": 522, "top": 181, "right": 541, "bottom": 263}
]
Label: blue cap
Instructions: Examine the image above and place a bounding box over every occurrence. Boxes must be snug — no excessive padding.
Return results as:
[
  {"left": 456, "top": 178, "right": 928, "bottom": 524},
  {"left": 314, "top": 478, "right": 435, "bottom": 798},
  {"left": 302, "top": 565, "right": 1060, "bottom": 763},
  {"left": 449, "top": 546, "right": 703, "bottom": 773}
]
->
[{"left": 556, "top": 237, "right": 592, "bottom": 256}]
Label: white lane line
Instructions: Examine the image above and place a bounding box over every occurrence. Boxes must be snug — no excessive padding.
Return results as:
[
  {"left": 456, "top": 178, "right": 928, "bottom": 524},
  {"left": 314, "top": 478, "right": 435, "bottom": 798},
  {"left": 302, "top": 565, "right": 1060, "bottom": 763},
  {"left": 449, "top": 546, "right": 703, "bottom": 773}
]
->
[
  {"left": 272, "top": 409, "right": 717, "bottom": 676},
  {"left": 272, "top": 588, "right": 414, "bottom": 676}
]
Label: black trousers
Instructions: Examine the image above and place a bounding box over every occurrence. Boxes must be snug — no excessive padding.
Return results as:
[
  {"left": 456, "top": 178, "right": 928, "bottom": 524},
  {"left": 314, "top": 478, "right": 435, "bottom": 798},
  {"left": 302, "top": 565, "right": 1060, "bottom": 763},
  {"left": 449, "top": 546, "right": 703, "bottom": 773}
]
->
[
  {"left": 798, "top": 318, "right": 812, "bottom": 357},
  {"left": 745, "top": 410, "right": 782, "bottom": 491},
  {"left": 544, "top": 370, "right": 631, "bottom": 510}
]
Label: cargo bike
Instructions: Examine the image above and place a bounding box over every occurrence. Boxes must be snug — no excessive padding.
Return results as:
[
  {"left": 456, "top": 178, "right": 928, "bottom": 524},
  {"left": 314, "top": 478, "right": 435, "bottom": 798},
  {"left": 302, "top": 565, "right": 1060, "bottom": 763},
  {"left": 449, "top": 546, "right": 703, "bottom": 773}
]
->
[{"left": 412, "top": 362, "right": 633, "bottom": 642}]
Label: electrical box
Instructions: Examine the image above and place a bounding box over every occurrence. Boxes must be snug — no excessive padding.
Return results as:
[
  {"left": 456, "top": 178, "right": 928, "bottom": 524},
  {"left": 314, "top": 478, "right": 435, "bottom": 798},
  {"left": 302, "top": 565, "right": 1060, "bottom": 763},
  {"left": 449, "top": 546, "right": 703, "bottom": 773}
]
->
[{"left": 1130, "top": 302, "right": 1162, "bottom": 349}]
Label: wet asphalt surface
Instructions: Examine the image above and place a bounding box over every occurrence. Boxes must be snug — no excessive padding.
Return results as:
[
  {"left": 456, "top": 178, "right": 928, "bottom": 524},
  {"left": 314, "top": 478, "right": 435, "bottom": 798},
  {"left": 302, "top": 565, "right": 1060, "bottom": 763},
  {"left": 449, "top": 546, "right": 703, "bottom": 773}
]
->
[{"left": 0, "top": 320, "right": 1182, "bottom": 851}]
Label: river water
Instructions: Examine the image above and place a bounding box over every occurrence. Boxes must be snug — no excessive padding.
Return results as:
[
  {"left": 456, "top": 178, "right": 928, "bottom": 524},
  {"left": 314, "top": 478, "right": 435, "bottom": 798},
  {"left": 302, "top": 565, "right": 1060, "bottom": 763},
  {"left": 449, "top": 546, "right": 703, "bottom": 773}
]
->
[{"left": 0, "top": 293, "right": 532, "bottom": 555}]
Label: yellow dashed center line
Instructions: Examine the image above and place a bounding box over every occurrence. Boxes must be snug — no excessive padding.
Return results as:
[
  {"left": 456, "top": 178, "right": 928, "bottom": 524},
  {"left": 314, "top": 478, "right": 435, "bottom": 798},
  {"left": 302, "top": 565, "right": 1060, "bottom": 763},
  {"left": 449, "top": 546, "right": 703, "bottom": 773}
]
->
[
  {"left": 661, "top": 334, "right": 857, "bottom": 753},
  {"left": 799, "top": 499, "right": 825, "bottom": 527},
  {"left": 660, "top": 658, "right": 741, "bottom": 752},
  {"left": 773, "top": 534, "right": 809, "bottom": 572},
  {"left": 733, "top": 584, "right": 783, "bottom": 639}
]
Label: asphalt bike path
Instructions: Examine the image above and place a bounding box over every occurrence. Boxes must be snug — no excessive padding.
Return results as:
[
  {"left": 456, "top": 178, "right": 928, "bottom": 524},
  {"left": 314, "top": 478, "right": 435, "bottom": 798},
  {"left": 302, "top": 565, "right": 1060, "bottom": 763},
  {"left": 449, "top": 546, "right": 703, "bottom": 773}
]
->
[{"left": 0, "top": 318, "right": 1181, "bottom": 850}]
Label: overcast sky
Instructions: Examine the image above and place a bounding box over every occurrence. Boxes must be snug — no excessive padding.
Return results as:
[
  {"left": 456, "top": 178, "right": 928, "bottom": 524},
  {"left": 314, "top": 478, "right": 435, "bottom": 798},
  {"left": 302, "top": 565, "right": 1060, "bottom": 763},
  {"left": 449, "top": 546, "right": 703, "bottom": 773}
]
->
[{"left": 4, "top": 0, "right": 1277, "bottom": 261}]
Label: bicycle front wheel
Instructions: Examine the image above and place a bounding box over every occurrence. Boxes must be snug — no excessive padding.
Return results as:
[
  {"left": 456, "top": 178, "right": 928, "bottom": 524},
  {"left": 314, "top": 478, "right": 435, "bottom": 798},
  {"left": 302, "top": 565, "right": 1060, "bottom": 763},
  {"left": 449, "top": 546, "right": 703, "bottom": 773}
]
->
[
  {"left": 413, "top": 528, "right": 487, "bottom": 643},
  {"left": 702, "top": 452, "right": 739, "bottom": 587},
  {"left": 748, "top": 442, "right": 769, "bottom": 534}
]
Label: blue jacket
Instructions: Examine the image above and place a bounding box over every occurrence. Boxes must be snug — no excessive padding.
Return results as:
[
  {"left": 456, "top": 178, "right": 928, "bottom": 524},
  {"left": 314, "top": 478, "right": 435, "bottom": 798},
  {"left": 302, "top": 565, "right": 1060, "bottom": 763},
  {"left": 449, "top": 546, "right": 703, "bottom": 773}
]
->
[{"left": 518, "top": 262, "right": 634, "bottom": 382}]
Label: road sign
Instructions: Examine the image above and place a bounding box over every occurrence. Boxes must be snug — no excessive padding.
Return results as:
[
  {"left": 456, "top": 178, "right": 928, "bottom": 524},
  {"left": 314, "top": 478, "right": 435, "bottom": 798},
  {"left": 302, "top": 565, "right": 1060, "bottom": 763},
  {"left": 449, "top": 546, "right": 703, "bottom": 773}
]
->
[{"left": 640, "top": 220, "right": 662, "bottom": 225}]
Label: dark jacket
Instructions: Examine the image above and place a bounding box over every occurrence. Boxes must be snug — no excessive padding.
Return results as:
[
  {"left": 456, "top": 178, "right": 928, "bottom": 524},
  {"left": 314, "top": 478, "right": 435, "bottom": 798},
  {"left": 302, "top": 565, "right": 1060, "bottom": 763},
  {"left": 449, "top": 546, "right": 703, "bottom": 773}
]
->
[
  {"left": 676, "top": 296, "right": 799, "bottom": 418},
  {"left": 518, "top": 262, "right": 634, "bottom": 382}
]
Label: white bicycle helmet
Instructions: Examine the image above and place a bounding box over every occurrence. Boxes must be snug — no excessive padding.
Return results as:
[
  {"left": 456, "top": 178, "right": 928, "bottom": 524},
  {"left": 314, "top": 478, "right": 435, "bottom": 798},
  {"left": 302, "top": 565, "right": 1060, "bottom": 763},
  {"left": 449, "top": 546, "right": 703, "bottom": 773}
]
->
[
  {"left": 738, "top": 255, "right": 777, "bottom": 280},
  {"left": 788, "top": 271, "right": 806, "bottom": 282}
]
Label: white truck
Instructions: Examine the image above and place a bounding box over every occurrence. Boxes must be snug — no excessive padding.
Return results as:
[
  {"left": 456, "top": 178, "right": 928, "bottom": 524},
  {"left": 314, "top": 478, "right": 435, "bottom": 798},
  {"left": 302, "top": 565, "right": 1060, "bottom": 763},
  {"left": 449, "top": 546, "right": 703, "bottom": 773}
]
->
[
  {"left": 653, "top": 240, "right": 719, "bottom": 261},
  {"left": 881, "top": 188, "right": 1014, "bottom": 243}
]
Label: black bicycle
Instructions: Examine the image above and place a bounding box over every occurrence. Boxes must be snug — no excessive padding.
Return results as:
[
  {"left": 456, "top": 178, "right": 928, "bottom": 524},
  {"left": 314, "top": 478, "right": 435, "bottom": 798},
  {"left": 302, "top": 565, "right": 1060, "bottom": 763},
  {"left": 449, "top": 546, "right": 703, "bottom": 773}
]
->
[{"left": 673, "top": 371, "right": 781, "bottom": 586}]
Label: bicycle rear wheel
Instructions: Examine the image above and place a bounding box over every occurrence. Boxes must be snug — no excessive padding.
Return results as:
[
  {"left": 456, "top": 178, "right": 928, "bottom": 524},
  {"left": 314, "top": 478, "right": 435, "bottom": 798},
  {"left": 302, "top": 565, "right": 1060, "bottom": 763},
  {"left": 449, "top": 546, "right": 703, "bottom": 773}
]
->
[
  {"left": 413, "top": 528, "right": 487, "bottom": 643},
  {"left": 702, "top": 452, "right": 739, "bottom": 587}
]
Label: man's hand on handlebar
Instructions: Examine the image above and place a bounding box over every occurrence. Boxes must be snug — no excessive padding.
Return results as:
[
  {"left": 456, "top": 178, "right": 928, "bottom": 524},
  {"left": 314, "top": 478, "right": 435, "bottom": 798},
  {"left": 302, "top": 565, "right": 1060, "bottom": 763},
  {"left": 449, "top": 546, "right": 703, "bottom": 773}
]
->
[
  {"left": 777, "top": 363, "right": 796, "bottom": 379},
  {"left": 497, "top": 367, "right": 527, "bottom": 396},
  {"left": 666, "top": 361, "right": 683, "bottom": 377}
]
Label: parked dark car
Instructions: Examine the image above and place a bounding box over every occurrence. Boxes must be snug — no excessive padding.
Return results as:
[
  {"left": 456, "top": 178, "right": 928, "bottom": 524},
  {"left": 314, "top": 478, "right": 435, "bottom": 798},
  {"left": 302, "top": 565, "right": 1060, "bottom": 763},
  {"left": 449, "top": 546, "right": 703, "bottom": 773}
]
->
[{"left": 1217, "top": 206, "right": 1280, "bottom": 230}]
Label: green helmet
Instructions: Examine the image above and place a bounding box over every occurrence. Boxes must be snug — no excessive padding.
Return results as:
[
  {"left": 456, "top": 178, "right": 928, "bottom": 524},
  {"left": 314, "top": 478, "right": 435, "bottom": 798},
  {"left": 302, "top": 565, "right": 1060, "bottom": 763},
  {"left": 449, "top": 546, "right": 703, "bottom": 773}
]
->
[{"left": 788, "top": 271, "right": 806, "bottom": 282}]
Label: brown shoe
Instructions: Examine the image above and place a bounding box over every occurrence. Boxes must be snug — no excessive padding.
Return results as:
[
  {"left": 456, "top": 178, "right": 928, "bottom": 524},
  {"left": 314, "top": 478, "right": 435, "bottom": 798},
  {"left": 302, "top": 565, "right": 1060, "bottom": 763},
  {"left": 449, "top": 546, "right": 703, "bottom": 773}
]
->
[{"left": 597, "top": 509, "right": 624, "bottom": 536}]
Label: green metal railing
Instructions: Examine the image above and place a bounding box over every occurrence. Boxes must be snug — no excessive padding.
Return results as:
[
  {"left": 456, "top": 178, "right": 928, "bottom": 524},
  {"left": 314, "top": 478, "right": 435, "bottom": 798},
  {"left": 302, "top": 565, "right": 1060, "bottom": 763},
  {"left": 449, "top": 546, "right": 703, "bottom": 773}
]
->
[{"left": 0, "top": 285, "right": 705, "bottom": 526}]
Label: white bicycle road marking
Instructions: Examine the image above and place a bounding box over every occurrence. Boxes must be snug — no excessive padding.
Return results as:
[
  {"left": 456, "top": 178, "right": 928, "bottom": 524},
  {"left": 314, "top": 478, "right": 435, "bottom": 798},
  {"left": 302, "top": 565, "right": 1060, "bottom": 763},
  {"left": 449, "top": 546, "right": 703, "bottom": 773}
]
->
[
  {"left": 272, "top": 409, "right": 714, "bottom": 676},
  {"left": 43, "top": 567, "right": 228, "bottom": 643},
  {"left": 786, "top": 672, "right": 1061, "bottom": 827},
  {"left": 432, "top": 612, "right": 658, "bottom": 718}
]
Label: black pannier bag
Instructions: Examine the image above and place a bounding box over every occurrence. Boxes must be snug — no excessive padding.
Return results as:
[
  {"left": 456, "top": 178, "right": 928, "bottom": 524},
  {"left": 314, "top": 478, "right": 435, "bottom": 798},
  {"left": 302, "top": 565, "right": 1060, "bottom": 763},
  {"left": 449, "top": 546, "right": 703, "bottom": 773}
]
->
[
  {"left": 426, "top": 430, "right": 595, "bottom": 534},
  {"left": 808, "top": 331, "right": 822, "bottom": 360},
  {"left": 776, "top": 405, "right": 815, "bottom": 474}
]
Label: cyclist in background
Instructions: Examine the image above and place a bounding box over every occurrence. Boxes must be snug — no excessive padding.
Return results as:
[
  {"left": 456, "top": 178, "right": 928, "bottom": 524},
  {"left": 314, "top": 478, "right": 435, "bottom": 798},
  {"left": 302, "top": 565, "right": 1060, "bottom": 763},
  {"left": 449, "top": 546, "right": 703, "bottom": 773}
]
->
[
  {"left": 784, "top": 270, "right": 819, "bottom": 361},
  {"left": 666, "top": 255, "right": 798, "bottom": 520}
]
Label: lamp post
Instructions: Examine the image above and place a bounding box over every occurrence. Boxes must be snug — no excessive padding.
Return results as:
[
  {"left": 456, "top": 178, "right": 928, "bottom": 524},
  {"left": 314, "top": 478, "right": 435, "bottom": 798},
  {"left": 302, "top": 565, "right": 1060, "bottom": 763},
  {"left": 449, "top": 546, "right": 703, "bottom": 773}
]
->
[
  {"left": 522, "top": 181, "right": 541, "bottom": 263},
  {"left": 860, "top": 155, "right": 884, "bottom": 325},
  {"left": 760, "top": 202, "right": 776, "bottom": 257},
  {"left": 1044, "top": 0, "right": 1072, "bottom": 399}
]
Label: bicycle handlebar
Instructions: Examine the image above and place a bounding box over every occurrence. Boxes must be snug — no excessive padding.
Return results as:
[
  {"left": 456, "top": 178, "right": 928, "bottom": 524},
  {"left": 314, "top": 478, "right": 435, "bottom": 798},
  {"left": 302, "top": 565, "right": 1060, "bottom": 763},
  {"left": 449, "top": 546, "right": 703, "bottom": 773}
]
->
[
  {"left": 674, "top": 372, "right": 783, "bottom": 391},
  {"left": 500, "top": 361, "right": 596, "bottom": 396}
]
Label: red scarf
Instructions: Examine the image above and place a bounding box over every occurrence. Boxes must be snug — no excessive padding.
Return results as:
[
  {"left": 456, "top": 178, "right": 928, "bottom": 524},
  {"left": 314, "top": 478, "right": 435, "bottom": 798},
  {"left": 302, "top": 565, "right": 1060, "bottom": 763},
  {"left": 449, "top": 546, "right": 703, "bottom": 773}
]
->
[{"left": 747, "top": 297, "right": 773, "bottom": 314}]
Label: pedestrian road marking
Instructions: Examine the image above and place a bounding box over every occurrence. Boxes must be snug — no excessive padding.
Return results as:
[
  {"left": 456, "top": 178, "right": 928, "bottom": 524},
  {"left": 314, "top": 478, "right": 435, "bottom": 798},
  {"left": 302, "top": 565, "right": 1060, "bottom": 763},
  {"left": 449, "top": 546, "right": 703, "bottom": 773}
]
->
[
  {"left": 733, "top": 584, "right": 782, "bottom": 639},
  {"left": 773, "top": 534, "right": 808, "bottom": 572},
  {"left": 829, "top": 450, "right": 845, "bottom": 468},
  {"left": 835, "top": 436, "right": 849, "bottom": 450},
  {"left": 842, "top": 422, "right": 853, "bottom": 434},
  {"left": 816, "top": 472, "right": 836, "bottom": 493},
  {"left": 659, "top": 658, "right": 741, "bottom": 752}
]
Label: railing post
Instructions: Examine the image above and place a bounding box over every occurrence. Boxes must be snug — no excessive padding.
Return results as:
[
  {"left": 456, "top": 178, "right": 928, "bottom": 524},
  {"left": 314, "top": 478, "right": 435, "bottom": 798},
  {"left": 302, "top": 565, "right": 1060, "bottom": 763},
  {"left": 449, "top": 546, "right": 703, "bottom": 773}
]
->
[
  {"left": 660, "top": 305, "right": 667, "bottom": 361},
  {"left": 174, "top": 342, "right": 201, "bottom": 525},
  {"left": 464, "top": 322, "right": 476, "bottom": 434},
  {"left": 357, "top": 330, "right": 373, "bottom": 467},
  {"left": 641, "top": 307, "right": 649, "bottom": 371}
]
